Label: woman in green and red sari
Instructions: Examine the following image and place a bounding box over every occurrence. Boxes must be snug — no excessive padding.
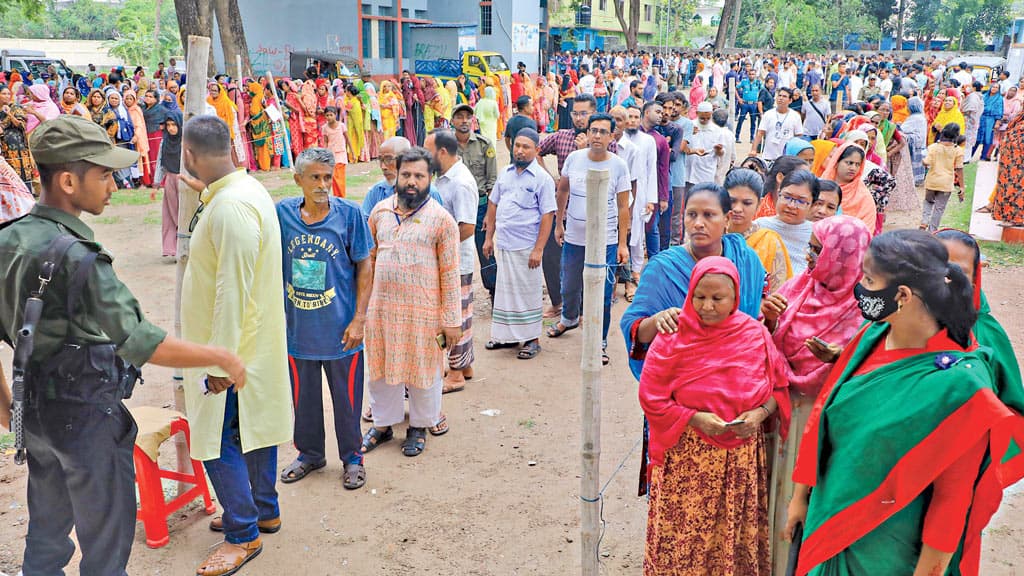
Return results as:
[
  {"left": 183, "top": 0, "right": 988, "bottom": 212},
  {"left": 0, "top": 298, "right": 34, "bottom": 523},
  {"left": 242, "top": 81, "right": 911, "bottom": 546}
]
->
[{"left": 785, "top": 230, "right": 1024, "bottom": 576}]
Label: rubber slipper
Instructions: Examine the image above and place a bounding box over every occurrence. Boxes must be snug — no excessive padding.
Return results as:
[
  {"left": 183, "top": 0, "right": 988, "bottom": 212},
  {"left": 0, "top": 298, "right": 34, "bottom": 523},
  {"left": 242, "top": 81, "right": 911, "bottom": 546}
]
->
[
  {"left": 485, "top": 340, "right": 518, "bottom": 350},
  {"left": 429, "top": 413, "right": 449, "bottom": 436},
  {"left": 517, "top": 341, "right": 541, "bottom": 360},
  {"left": 546, "top": 322, "right": 579, "bottom": 338}
]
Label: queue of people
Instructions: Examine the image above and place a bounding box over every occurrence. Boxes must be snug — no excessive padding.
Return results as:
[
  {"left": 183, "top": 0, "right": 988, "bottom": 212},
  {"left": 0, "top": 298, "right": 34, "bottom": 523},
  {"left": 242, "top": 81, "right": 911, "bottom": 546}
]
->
[{"left": 0, "top": 47, "right": 1022, "bottom": 576}]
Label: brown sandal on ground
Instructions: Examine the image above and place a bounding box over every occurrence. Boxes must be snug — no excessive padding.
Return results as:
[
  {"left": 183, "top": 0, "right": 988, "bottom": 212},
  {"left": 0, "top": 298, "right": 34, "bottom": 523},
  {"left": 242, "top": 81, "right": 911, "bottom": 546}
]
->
[
  {"left": 342, "top": 462, "right": 366, "bottom": 490},
  {"left": 195, "top": 538, "right": 263, "bottom": 576}
]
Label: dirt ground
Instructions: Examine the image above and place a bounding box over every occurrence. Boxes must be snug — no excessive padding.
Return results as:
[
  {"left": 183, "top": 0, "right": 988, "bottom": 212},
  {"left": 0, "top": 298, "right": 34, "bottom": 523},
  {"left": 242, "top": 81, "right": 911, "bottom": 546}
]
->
[{"left": 0, "top": 146, "right": 1022, "bottom": 575}]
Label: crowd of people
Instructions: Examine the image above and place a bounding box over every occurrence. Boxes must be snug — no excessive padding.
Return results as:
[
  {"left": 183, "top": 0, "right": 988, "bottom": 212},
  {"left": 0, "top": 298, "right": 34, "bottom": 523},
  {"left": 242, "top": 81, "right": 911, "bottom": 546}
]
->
[{"left": 0, "top": 47, "right": 1023, "bottom": 576}]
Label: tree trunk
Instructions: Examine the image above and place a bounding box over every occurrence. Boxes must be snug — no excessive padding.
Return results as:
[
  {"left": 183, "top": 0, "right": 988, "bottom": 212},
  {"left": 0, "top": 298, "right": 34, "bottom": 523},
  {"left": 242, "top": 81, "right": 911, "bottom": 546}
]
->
[
  {"left": 729, "top": 0, "right": 742, "bottom": 48},
  {"left": 174, "top": 0, "right": 214, "bottom": 71},
  {"left": 214, "top": 0, "right": 252, "bottom": 78},
  {"left": 895, "top": 0, "right": 905, "bottom": 52},
  {"left": 714, "top": 0, "right": 735, "bottom": 52},
  {"left": 614, "top": 0, "right": 641, "bottom": 52}
]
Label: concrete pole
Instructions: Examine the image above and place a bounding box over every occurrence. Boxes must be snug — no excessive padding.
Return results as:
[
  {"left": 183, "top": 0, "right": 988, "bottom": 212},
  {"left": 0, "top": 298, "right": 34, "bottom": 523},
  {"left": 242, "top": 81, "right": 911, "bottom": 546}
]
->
[
  {"left": 580, "top": 168, "right": 609, "bottom": 576},
  {"left": 173, "top": 35, "right": 211, "bottom": 491}
]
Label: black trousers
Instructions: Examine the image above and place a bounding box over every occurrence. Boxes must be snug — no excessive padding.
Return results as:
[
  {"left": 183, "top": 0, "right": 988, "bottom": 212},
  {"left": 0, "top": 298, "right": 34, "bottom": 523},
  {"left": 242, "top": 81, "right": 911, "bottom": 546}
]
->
[
  {"left": 22, "top": 400, "right": 137, "bottom": 576},
  {"left": 289, "top": 353, "right": 364, "bottom": 466}
]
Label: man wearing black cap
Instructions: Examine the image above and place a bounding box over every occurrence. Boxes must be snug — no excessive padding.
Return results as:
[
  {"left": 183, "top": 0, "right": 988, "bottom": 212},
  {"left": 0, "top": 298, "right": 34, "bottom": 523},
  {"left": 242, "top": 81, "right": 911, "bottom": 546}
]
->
[
  {"left": 451, "top": 102, "right": 498, "bottom": 303},
  {"left": 0, "top": 116, "right": 246, "bottom": 575}
]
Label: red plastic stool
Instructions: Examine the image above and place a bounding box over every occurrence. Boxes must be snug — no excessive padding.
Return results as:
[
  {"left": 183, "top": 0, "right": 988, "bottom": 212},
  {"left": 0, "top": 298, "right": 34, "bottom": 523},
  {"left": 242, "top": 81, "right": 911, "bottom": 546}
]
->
[{"left": 131, "top": 407, "right": 216, "bottom": 548}]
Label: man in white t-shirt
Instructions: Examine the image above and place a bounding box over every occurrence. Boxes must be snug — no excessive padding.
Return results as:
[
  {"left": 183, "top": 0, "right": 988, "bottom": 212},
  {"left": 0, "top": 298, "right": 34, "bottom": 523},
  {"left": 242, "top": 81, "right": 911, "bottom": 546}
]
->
[
  {"left": 425, "top": 129, "right": 479, "bottom": 391},
  {"left": 750, "top": 87, "right": 804, "bottom": 161},
  {"left": 550, "top": 114, "right": 631, "bottom": 363},
  {"left": 578, "top": 65, "right": 596, "bottom": 96}
]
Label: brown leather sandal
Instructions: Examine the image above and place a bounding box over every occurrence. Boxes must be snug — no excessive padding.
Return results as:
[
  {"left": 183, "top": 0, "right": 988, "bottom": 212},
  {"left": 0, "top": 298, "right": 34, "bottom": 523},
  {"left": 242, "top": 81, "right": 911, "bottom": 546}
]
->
[{"left": 195, "top": 538, "right": 263, "bottom": 576}]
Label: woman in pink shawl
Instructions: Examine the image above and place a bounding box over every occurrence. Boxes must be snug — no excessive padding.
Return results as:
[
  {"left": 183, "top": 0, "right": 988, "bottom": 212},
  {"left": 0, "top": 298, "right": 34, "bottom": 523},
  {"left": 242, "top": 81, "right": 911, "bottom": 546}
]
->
[
  {"left": 640, "top": 256, "right": 790, "bottom": 576},
  {"left": 400, "top": 70, "right": 426, "bottom": 146},
  {"left": 24, "top": 83, "right": 60, "bottom": 133},
  {"left": 688, "top": 75, "right": 705, "bottom": 120},
  {"left": 0, "top": 155, "right": 34, "bottom": 223},
  {"left": 759, "top": 214, "right": 871, "bottom": 574}
]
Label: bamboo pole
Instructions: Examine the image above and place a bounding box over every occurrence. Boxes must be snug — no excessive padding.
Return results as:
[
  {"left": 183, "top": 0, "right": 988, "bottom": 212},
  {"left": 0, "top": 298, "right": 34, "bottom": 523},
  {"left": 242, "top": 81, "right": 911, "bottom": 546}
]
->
[
  {"left": 580, "top": 168, "right": 609, "bottom": 576},
  {"left": 265, "top": 69, "right": 295, "bottom": 170},
  {"left": 173, "top": 35, "right": 211, "bottom": 492}
]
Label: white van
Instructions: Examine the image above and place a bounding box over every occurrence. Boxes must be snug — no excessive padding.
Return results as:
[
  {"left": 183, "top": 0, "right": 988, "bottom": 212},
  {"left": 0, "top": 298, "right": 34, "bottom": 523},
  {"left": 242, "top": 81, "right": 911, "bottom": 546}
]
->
[{"left": 1, "top": 49, "right": 73, "bottom": 79}]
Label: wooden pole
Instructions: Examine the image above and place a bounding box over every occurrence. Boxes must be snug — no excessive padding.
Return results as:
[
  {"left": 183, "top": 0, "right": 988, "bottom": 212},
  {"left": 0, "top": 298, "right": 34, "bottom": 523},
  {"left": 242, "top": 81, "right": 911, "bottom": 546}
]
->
[
  {"left": 728, "top": 76, "right": 737, "bottom": 127},
  {"left": 173, "top": 35, "right": 211, "bottom": 492},
  {"left": 265, "top": 69, "right": 295, "bottom": 170},
  {"left": 580, "top": 168, "right": 609, "bottom": 576}
]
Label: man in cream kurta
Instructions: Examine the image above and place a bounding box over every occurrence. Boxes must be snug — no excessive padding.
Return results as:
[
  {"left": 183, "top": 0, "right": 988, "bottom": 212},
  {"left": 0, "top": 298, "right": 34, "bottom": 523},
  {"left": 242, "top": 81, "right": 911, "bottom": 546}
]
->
[{"left": 180, "top": 115, "right": 291, "bottom": 576}]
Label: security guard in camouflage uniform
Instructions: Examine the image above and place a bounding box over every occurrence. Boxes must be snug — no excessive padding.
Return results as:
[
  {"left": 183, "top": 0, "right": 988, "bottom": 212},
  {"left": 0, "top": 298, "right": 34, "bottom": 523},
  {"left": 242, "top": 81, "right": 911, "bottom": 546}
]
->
[
  {"left": 451, "top": 103, "right": 498, "bottom": 301},
  {"left": 0, "top": 116, "right": 245, "bottom": 575}
]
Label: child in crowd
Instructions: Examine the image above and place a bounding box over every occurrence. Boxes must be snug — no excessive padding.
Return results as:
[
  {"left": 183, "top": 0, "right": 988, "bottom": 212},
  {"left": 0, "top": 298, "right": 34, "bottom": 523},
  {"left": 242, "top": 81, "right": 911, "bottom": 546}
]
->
[
  {"left": 321, "top": 106, "right": 348, "bottom": 197},
  {"left": 920, "top": 123, "right": 965, "bottom": 232}
]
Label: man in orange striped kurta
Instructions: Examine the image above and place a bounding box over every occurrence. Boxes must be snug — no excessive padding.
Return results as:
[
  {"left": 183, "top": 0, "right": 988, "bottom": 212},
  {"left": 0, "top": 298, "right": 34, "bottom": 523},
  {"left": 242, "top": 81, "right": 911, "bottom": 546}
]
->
[{"left": 362, "top": 147, "right": 461, "bottom": 458}]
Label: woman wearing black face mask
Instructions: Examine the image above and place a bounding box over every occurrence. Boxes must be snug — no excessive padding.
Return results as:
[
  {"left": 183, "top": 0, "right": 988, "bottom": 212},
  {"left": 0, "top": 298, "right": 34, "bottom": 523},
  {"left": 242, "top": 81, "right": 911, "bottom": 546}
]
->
[{"left": 782, "top": 229, "right": 1024, "bottom": 576}]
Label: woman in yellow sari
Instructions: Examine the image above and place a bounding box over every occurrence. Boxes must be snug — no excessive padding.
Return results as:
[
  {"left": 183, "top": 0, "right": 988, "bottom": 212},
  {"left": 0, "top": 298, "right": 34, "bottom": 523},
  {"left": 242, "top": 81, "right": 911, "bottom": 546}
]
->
[
  {"left": 207, "top": 81, "right": 246, "bottom": 166},
  {"left": 343, "top": 84, "right": 365, "bottom": 163},
  {"left": 811, "top": 139, "right": 839, "bottom": 176},
  {"left": 725, "top": 168, "right": 792, "bottom": 294},
  {"left": 247, "top": 81, "right": 273, "bottom": 171},
  {"left": 891, "top": 94, "right": 910, "bottom": 124},
  {"left": 930, "top": 89, "right": 965, "bottom": 145},
  {"left": 378, "top": 80, "right": 404, "bottom": 139}
]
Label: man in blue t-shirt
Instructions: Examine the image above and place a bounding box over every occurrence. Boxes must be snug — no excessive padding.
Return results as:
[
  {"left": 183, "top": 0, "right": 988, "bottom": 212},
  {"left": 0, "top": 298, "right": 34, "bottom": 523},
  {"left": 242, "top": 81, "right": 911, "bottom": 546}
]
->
[{"left": 277, "top": 148, "right": 374, "bottom": 490}]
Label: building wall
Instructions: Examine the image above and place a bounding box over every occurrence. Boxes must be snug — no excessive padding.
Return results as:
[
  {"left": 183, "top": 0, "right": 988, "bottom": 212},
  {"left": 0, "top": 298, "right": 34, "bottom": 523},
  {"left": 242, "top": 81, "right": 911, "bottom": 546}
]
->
[
  {"left": 430, "top": 0, "right": 543, "bottom": 72},
  {"left": 224, "top": 0, "right": 430, "bottom": 78},
  {"left": 0, "top": 37, "right": 123, "bottom": 69},
  {"left": 548, "top": 0, "right": 656, "bottom": 35}
]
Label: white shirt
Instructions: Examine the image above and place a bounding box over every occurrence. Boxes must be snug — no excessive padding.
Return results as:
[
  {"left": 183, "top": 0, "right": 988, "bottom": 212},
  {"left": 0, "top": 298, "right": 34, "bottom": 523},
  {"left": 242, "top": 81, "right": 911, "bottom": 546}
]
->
[
  {"left": 578, "top": 73, "right": 596, "bottom": 96},
  {"left": 758, "top": 108, "right": 804, "bottom": 161},
  {"left": 687, "top": 122, "right": 729, "bottom": 185},
  {"left": 561, "top": 150, "right": 632, "bottom": 246},
  {"left": 436, "top": 159, "right": 479, "bottom": 275},
  {"left": 847, "top": 75, "right": 863, "bottom": 103},
  {"left": 878, "top": 78, "right": 893, "bottom": 98},
  {"left": 954, "top": 70, "right": 973, "bottom": 88}
]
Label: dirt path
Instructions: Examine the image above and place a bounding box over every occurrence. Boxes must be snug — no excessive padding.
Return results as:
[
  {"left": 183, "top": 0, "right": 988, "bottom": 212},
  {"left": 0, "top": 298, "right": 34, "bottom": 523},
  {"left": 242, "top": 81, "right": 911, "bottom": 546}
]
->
[{"left": 0, "top": 151, "right": 1022, "bottom": 575}]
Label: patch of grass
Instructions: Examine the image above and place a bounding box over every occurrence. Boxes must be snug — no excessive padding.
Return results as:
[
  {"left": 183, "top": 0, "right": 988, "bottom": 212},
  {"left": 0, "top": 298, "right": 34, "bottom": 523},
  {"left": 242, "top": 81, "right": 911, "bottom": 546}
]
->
[
  {"left": 0, "top": 432, "right": 13, "bottom": 452},
  {"left": 268, "top": 183, "right": 302, "bottom": 199},
  {"left": 143, "top": 211, "right": 161, "bottom": 226},
  {"left": 93, "top": 216, "right": 121, "bottom": 225},
  {"left": 939, "top": 162, "right": 977, "bottom": 231},
  {"left": 111, "top": 188, "right": 158, "bottom": 206},
  {"left": 518, "top": 418, "right": 536, "bottom": 430},
  {"left": 980, "top": 241, "right": 1024, "bottom": 268}
]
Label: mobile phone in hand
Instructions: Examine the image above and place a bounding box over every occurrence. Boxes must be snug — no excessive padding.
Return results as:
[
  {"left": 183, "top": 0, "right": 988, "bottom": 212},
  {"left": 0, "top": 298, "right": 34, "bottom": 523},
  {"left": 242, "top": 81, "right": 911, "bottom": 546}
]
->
[
  {"left": 435, "top": 333, "right": 448, "bottom": 350},
  {"left": 726, "top": 419, "right": 746, "bottom": 427},
  {"left": 810, "top": 336, "right": 831, "bottom": 348}
]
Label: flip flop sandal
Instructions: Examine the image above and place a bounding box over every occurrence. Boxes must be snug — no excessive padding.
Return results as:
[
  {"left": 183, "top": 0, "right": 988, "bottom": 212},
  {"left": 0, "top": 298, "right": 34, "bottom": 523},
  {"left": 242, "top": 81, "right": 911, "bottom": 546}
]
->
[
  {"left": 360, "top": 426, "right": 394, "bottom": 453},
  {"left": 517, "top": 341, "right": 541, "bottom": 360},
  {"left": 429, "top": 413, "right": 449, "bottom": 436},
  {"left": 402, "top": 427, "right": 427, "bottom": 457},
  {"left": 546, "top": 322, "right": 579, "bottom": 338},
  {"left": 442, "top": 381, "right": 465, "bottom": 394},
  {"left": 362, "top": 406, "right": 373, "bottom": 423},
  {"left": 485, "top": 340, "right": 518, "bottom": 350},
  {"left": 279, "top": 458, "right": 327, "bottom": 484},
  {"left": 342, "top": 463, "right": 366, "bottom": 490},
  {"left": 542, "top": 306, "right": 562, "bottom": 319}
]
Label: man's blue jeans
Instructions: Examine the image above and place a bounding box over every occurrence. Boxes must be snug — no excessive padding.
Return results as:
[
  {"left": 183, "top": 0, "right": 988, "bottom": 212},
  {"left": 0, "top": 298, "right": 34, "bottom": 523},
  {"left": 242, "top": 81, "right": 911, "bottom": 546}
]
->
[
  {"left": 474, "top": 199, "right": 496, "bottom": 298},
  {"left": 735, "top": 103, "right": 760, "bottom": 142},
  {"left": 560, "top": 242, "right": 616, "bottom": 348},
  {"left": 203, "top": 387, "right": 279, "bottom": 544}
]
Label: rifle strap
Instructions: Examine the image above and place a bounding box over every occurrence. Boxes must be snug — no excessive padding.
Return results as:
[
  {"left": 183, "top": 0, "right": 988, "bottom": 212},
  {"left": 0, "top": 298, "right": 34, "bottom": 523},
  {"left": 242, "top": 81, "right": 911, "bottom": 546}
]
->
[{"left": 34, "top": 234, "right": 98, "bottom": 319}]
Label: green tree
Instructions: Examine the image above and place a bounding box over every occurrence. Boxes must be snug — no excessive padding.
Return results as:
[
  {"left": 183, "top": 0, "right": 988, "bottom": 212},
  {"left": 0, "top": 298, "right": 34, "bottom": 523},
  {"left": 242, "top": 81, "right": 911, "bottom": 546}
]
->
[{"left": 938, "top": 0, "right": 1012, "bottom": 50}]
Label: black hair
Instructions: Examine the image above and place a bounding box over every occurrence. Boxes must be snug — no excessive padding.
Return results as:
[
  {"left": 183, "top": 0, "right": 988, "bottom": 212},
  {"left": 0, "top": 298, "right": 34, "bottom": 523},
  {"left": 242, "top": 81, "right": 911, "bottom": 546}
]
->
[
  {"left": 587, "top": 113, "right": 615, "bottom": 133},
  {"left": 972, "top": 81, "right": 983, "bottom": 91},
  {"left": 183, "top": 115, "right": 232, "bottom": 157},
  {"left": 347, "top": 84, "right": 359, "bottom": 96},
  {"left": 629, "top": 79, "right": 641, "bottom": 89},
  {"left": 724, "top": 168, "right": 765, "bottom": 199},
  {"left": 868, "top": 230, "right": 977, "bottom": 348},
  {"left": 764, "top": 156, "right": 809, "bottom": 202},
  {"left": 940, "top": 122, "right": 961, "bottom": 141},
  {"left": 739, "top": 156, "right": 768, "bottom": 176},
  {"left": 37, "top": 160, "right": 93, "bottom": 192},
  {"left": 779, "top": 169, "right": 820, "bottom": 202},
  {"left": 324, "top": 105, "right": 339, "bottom": 116},
  {"left": 515, "top": 95, "right": 531, "bottom": 110},
  {"left": 935, "top": 229, "right": 980, "bottom": 278},
  {"left": 641, "top": 100, "right": 661, "bottom": 116},
  {"left": 428, "top": 128, "right": 459, "bottom": 156},
  {"left": 684, "top": 182, "right": 731, "bottom": 214},
  {"left": 778, "top": 86, "right": 794, "bottom": 98},
  {"left": 817, "top": 179, "right": 843, "bottom": 205},
  {"left": 654, "top": 92, "right": 672, "bottom": 105},
  {"left": 574, "top": 93, "right": 597, "bottom": 109},
  {"left": 838, "top": 144, "right": 865, "bottom": 163},
  {"left": 395, "top": 146, "right": 432, "bottom": 172}
]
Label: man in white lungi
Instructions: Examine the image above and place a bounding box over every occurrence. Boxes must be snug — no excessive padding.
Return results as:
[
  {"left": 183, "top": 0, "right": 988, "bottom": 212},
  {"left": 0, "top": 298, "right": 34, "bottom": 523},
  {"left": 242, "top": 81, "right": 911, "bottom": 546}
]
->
[{"left": 482, "top": 128, "right": 556, "bottom": 360}]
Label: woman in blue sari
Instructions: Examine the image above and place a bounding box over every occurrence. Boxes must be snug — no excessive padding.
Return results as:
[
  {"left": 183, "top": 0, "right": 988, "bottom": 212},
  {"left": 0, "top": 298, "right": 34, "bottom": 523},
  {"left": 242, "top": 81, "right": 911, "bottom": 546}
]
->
[
  {"left": 976, "top": 83, "right": 1004, "bottom": 161},
  {"left": 621, "top": 183, "right": 767, "bottom": 494}
]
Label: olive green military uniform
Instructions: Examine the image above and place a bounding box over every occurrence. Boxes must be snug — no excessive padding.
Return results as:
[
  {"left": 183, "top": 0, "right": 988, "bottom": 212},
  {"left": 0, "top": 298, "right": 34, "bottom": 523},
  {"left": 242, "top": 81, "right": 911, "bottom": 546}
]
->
[
  {"left": 459, "top": 128, "right": 498, "bottom": 298},
  {"left": 0, "top": 116, "right": 164, "bottom": 576}
]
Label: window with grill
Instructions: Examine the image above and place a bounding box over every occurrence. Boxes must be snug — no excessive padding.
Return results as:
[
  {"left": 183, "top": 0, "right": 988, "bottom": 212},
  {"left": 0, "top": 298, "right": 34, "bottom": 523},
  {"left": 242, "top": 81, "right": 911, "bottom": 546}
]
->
[
  {"left": 362, "top": 18, "right": 373, "bottom": 59},
  {"left": 644, "top": 4, "right": 652, "bottom": 21},
  {"left": 379, "top": 20, "right": 396, "bottom": 59},
  {"left": 480, "top": 3, "right": 493, "bottom": 36}
]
